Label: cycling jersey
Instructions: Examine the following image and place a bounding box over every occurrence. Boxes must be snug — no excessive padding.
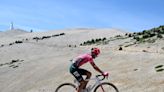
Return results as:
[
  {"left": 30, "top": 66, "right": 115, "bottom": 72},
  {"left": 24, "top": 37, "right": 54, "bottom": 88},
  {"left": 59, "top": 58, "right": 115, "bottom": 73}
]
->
[
  {"left": 72, "top": 53, "right": 94, "bottom": 67},
  {"left": 70, "top": 53, "right": 93, "bottom": 82}
]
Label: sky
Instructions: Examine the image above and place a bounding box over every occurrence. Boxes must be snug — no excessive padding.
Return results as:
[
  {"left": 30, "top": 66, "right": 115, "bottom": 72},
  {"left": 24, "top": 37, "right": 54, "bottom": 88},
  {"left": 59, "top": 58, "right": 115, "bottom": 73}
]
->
[{"left": 0, "top": 0, "right": 164, "bottom": 32}]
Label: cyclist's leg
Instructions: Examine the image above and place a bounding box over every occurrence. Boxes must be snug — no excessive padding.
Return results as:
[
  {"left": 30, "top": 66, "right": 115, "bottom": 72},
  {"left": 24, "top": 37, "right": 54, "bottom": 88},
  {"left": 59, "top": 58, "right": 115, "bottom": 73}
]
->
[
  {"left": 85, "top": 71, "right": 91, "bottom": 88},
  {"left": 70, "top": 65, "right": 85, "bottom": 92},
  {"left": 78, "top": 80, "right": 85, "bottom": 92},
  {"left": 78, "top": 68, "right": 92, "bottom": 89}
]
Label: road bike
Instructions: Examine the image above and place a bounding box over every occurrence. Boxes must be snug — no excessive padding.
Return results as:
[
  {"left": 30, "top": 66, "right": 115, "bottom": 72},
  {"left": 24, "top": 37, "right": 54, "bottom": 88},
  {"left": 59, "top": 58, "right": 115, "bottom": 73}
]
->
[{"left": 55, "top": 74, "right": 119, "bottom": 92}]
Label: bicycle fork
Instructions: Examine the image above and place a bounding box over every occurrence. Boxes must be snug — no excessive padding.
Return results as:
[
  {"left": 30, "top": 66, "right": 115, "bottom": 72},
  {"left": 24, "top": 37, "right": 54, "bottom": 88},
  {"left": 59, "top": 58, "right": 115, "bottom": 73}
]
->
[
  {"left": 95, "top": 77, "right": 106, "bottom": 92},
  {"left": 100, "top": 85, "right": 105, "bottom": 92}
]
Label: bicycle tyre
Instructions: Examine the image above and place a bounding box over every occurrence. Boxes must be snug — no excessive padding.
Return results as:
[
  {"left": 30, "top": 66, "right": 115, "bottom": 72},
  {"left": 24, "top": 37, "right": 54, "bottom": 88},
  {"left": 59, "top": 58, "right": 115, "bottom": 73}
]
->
[
  {"left": 55, "top": 83, "right": 76, "bottom": 92},
  {"left": 94, "top": 82, "right": 119, "bottom": 92}
]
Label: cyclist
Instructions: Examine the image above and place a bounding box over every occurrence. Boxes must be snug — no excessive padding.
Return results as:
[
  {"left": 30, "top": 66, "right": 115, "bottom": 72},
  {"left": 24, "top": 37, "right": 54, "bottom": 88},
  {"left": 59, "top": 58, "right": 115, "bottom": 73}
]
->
[{"left": 69, "top": 48, "right": 108, "bottom": 92}]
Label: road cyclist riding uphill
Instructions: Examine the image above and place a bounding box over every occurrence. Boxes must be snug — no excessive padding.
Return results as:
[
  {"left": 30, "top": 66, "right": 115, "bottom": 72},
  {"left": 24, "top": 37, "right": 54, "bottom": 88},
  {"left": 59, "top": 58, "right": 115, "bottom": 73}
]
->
[{"left": 55, "top": 48, "right": 119, "bottom": 92}]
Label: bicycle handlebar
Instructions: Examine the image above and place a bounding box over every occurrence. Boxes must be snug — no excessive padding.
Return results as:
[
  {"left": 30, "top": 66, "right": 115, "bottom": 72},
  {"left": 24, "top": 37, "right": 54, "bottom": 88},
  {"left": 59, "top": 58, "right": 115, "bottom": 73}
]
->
[{"left": 96, "top": 75, "right": 108, "bottom": 81}]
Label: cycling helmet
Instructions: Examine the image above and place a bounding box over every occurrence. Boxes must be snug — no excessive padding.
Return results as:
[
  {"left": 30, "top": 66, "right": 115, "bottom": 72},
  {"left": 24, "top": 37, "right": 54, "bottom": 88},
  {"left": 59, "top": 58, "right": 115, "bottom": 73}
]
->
[{"left": 91, "top": 48, "right": 100, "bottom": 56}]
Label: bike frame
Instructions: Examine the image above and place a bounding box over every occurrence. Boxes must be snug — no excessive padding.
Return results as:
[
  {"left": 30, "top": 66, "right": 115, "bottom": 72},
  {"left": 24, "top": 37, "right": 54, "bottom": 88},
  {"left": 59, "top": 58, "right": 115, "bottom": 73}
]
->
[
  {"left": 56, "top": 74, "right": 119, "bottom": 92},
  {"left": 74, "top": 75, "right": 105, "bottom": 92}
]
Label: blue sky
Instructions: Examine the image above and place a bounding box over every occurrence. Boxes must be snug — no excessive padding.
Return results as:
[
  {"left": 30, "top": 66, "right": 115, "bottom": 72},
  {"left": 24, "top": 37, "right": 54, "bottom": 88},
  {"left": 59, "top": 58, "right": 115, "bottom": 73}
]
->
[{"left": 0, "top": 0, "right": 164, "bottom": 32}]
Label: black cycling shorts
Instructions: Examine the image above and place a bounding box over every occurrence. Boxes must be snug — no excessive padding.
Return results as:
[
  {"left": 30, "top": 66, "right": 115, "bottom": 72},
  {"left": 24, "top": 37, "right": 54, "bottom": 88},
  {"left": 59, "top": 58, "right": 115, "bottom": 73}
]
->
[{"left": 70, "top": 64, "right": 88, "bottom": 82}]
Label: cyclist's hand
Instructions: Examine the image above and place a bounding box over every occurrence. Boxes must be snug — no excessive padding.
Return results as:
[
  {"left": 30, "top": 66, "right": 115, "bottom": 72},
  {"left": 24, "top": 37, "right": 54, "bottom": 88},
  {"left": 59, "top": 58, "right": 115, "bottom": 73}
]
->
[{"left": 102, "top": 72, "right": 109, "bottom": 77}]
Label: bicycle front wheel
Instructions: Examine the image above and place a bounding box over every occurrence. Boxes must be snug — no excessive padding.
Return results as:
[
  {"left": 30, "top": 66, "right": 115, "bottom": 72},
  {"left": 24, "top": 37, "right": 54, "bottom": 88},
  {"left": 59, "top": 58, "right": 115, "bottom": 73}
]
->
[
  {"left": 55, "top": 83, "right": 76, "bottom": 92},
  {"left": 94, "top": 82, "right": 119, "bottom": 92}
]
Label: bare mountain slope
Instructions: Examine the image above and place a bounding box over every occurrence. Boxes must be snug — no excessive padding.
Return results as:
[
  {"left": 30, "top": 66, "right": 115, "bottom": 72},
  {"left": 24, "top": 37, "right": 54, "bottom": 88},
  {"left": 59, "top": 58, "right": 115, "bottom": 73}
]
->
[
  {"left": 0, "top": 29, "right": 29, "bottom": 37},
  {"left": 0, "top": 28, "right": 163, "bottom": 92},
  {"left": 0, "top": 29, "right": 29, "bottom": 44}
]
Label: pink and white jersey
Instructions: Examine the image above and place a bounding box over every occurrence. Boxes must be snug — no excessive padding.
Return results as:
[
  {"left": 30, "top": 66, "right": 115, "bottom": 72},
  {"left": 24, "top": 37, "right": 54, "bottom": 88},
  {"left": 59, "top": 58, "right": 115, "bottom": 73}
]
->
[{"left": 73, "top": 53, "right": 93, "bottom": 67}]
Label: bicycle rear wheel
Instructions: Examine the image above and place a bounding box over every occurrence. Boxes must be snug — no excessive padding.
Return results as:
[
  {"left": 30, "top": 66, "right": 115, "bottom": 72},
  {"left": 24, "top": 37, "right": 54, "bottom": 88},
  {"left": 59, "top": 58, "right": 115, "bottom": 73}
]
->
[
  {"left": 55, "top": 83, "right": 76, "bottom": 92},
  {"left": 94, "top": 82, "right": 119, "bottom": 92}
]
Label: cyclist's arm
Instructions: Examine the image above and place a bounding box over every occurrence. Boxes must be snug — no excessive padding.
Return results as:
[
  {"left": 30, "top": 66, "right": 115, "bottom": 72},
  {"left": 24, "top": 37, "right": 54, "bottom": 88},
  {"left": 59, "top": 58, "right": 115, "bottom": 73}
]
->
[{"left": 90, "top": 61, "right": 103, "bottom": 74}]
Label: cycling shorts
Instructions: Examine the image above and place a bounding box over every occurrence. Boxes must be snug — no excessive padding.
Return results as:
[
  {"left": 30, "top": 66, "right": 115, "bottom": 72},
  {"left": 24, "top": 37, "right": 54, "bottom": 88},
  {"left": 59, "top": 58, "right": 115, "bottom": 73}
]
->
[{"left": 70, "top": 64, "right": 88, "bottom": 82}]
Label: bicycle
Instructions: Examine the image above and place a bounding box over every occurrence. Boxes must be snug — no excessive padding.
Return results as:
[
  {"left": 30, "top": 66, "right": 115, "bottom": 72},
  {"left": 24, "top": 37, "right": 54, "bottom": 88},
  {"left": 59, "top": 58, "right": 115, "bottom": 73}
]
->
[{"left": 55, "top": 74, "right": 119, "bottom": 92}]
